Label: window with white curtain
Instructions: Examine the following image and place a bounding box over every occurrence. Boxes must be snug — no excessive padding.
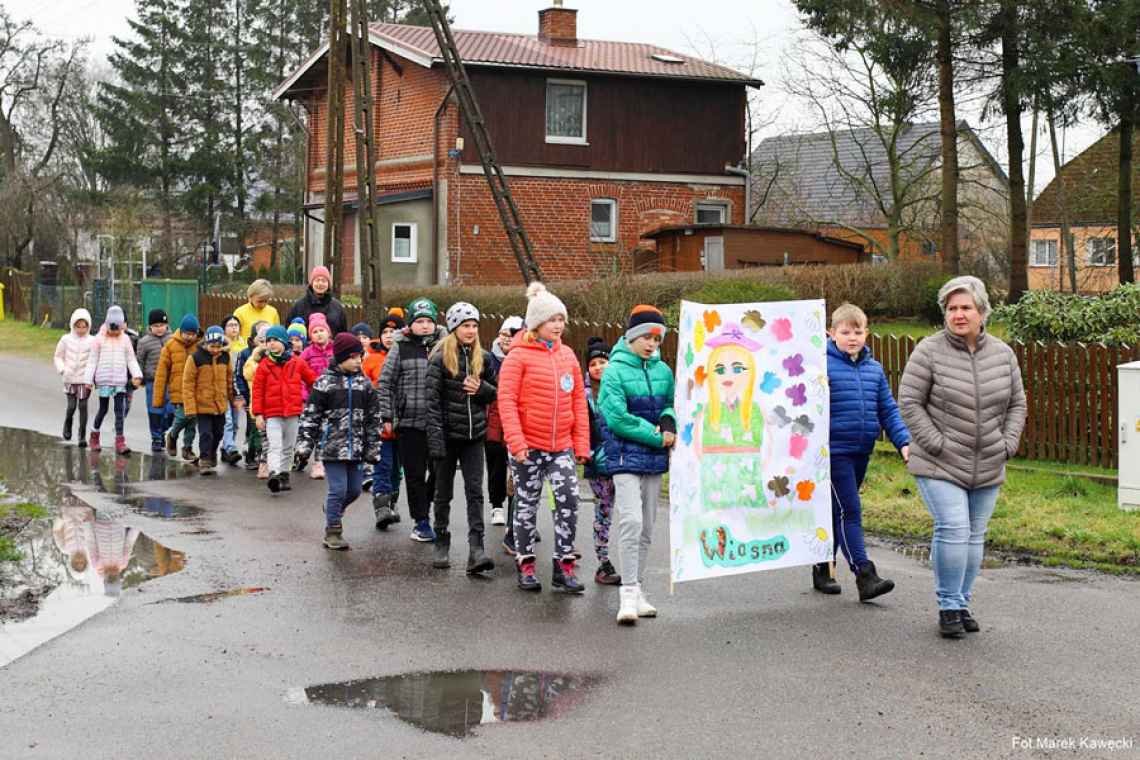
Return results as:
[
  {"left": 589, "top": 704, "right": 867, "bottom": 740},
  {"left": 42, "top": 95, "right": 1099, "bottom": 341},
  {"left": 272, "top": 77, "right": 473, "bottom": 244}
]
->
[
  {"left": 590, "top": 199, "right": 617, "bottom": 242},
  {"left": 392, "top": 223, "right": 417, "bottom": 263},
  {"left": 546, "top": 79, "right": 587, "bottom": 144},
  {"left": 1030, "top": 239, "right": 1057, "bottom": 267},
  {"left": 1086, "top": 236, "right": 1116, "bottom": 266}
]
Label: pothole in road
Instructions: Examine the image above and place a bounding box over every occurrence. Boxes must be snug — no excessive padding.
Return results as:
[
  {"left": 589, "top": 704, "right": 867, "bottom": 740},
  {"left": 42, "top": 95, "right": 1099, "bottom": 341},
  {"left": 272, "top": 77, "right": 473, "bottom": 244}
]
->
[{"left": 285, "top": 670, "right": 600, "bottom": 738}]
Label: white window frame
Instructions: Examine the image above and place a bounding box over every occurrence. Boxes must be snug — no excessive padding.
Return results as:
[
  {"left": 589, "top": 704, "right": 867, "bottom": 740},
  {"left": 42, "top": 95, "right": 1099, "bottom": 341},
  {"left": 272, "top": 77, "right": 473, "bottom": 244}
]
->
[
  {"left": 590, "top": 199, "right": 617, "bottom": 243},
  {"left": 1030, "top": 239, "right": 1058, "bottom": 267},
  {"left": 1086, "top": 236, "right": 1116, "bottom": 267},
  {"left": 391, "top": 223, "right": 418, "bottom": 263},
  {"left": 695, "top": 201, "right": 729, "bottom": 224},
  {"left": 545, "top": 78, "right": 588, "bottom": 145}
]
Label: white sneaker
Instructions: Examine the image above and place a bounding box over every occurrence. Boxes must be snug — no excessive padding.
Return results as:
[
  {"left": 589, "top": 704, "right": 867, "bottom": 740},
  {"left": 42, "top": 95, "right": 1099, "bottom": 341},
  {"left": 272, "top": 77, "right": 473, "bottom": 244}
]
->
[
  {"left": 490, "top": 508, "right": 506, "bottom": 526},
  {"left": 616, "top": 585, "right": 638, "bottom": 625},
  {"left": 636, "top": 586, "right": 657, "bottom": 618}
]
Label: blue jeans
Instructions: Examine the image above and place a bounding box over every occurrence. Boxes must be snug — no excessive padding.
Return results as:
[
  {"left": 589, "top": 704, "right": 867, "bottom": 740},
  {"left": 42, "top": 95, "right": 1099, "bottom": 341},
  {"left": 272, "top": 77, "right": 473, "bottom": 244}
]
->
[
  {"left": 222, "top": 403, "right": 238, "bottom": 453},
  {"left": 371, "top": 439, "right": 401, "bottom": 495},
  {"left": 831, "top": 453, "right": 870, "bottom": 572},
  {"left": 145, "top": 381, "right": 174, "bottom": 443},
  {"left": 915, "top": 477, "right": 1000, "bottom": 611},
  {"left": 325, "top": 461, "right": 364, "bottom": 529}
]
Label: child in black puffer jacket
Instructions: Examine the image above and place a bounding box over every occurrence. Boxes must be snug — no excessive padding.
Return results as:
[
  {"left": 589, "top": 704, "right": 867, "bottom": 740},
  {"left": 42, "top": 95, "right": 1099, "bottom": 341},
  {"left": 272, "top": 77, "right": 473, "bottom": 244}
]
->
[
  {"left": 425, "top": 302, "right": 498, "bottom": 575},
  {"left": 296, "top": 333, "right": 383, "bottom": 551}
]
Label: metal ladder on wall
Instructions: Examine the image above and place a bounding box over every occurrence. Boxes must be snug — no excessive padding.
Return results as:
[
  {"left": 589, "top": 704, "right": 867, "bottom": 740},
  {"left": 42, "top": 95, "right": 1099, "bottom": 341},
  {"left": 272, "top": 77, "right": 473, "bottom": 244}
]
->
[{"left": 421, "top": 0, "right": 544, "bottom": 285}]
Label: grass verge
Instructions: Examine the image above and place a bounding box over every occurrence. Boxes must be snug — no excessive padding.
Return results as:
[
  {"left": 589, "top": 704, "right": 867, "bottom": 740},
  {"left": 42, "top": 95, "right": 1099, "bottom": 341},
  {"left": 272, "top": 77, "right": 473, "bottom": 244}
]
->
[
  {"left": 0, "top": 501, "right": 49, "bottom": 563},
  {"left": 0, "top": 319, "right": 61, "bottom": 361},
  {"left": 862, "top": 449, "right": 1139, "bottom": 575}
]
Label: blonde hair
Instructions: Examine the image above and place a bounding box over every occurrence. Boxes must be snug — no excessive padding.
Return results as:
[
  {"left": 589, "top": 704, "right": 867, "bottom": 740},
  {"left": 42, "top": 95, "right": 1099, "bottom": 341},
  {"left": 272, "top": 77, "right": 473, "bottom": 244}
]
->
[
  {"left": 706, "top": 344, "right": 756, "bottom": 432},
  {"left": 247, "top": 279, "right": 274, "bottom": 300},
  {"left": 830, "top": 303, "right": 868, "bottom": 329},
  {"left": 437, "top": 331, "right": 485, "bottom": 378}
]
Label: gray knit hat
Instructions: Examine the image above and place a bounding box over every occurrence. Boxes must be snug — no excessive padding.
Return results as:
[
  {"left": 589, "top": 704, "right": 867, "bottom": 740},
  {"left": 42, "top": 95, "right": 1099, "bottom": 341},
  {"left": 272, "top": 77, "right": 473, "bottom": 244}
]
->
[
  {"left": 446, "top": 302, "right": 480, "bottom": 333},
  {"left": 524, "top": 283, "right": 567, "bottom": 331}
]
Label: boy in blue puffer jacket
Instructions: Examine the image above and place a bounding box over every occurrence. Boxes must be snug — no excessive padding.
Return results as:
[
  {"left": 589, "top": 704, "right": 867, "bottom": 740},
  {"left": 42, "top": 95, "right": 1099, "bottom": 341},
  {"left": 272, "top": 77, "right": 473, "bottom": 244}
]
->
[
  {"left": 818, "top": 303, "right": 911, "bottom": 601},
  {"left": 599, "top": 305, "right": 676, "bottom": 625}
]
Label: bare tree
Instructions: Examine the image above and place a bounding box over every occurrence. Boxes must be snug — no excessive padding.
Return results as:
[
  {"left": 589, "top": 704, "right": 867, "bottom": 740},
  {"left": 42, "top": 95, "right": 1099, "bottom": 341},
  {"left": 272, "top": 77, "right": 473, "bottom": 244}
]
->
[{"left": 0, "top": 9, "right": 86, "bottom": 268}]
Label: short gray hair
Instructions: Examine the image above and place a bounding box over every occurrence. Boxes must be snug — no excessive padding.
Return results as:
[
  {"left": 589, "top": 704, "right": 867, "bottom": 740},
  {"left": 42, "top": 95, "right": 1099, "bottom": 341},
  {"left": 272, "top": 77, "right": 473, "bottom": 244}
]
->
[{"left": 937, "top": 276, "right": 991, "bottom": 321}]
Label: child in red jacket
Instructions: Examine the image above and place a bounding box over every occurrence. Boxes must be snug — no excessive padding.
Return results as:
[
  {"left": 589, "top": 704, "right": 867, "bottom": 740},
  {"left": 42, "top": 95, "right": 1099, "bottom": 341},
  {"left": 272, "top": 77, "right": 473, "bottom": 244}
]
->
[
  {"left": 253, "top": 325, "right": 317, "bottom": 493},
  {"left": 497, "top": 283, "right": 590, "bottom": 594}
]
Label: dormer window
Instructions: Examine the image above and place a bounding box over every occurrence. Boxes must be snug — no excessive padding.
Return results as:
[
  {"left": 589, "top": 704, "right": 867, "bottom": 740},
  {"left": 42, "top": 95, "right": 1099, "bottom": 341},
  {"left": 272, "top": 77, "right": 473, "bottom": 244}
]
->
[{"left": 546, "top": 79, "right": 587, "bottom": 145}]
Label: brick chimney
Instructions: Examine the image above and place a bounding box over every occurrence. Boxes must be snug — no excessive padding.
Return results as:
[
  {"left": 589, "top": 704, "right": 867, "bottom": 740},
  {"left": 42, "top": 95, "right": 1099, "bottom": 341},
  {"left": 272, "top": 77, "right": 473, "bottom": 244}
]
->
[{"left": 539, "top": 2, "right": 578, "bottom": 47}]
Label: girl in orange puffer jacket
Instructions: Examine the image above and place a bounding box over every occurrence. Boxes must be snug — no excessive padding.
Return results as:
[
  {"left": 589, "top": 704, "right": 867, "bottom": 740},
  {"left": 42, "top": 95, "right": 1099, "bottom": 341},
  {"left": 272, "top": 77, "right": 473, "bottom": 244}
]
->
[{"left": 496, "top": 283, "right": 590, "bottom": 594}]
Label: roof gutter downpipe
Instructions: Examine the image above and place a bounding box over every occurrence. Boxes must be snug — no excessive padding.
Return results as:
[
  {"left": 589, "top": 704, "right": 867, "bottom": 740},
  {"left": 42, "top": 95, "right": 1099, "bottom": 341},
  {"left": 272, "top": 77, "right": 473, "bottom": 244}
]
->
[{"left": 725, "top": 164, "right": 750, "bottom": 225}]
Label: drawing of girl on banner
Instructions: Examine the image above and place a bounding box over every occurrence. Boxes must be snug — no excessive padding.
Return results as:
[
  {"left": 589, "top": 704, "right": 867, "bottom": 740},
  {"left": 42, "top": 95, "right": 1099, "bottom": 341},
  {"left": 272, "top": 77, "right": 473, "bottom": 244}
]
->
[{"left": 696, "top": 322, "right": 770, "bottom": 509}]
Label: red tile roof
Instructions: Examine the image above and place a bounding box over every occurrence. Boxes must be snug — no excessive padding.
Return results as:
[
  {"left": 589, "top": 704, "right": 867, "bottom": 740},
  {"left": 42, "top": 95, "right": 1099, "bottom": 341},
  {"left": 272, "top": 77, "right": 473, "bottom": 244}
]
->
[{"left": 370, "top": 23, "right": 763, "bottom": 86}]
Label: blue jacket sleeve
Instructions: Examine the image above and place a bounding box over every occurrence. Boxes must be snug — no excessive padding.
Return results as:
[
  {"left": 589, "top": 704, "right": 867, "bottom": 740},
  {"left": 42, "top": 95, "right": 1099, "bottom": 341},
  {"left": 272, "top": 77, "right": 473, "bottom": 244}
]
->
[{"left": 876, "top": 369, "right": 911, "bottom": 450}]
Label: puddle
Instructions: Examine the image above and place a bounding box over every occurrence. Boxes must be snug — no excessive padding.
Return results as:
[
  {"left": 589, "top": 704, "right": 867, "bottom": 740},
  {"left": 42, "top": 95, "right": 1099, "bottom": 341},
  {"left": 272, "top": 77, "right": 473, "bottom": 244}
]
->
[
  {"left": 0, "top": 504, "right": 185, "bottom": 666},
  {"left": 120, "top": 495, "right": 204, "bottom": 519},
  {"left": 286, "top": 670, "right": 598, "bottom": 738},
  {"left": 886, "top": 541, "right": 1019, "bottom": 570},
  {"left": 151, "top": 587, "right": 268, "bottom": 605}
]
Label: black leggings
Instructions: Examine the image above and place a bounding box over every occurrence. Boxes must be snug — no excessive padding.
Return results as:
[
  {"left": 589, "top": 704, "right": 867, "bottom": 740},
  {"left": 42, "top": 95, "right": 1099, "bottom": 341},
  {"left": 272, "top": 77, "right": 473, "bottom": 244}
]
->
[
  {"left": 64, "top": 394, "right": 89, "bottom": 438},
  {"left": 93, "top": 394, "right": 127, "bottom": 435},
  {"left": 398, "top": 428, "right": 436, "bottom": 524}
]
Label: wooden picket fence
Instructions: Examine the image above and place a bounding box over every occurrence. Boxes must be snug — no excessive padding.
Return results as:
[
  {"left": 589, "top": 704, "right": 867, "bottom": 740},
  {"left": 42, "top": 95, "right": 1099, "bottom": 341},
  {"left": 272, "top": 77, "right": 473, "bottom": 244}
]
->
[{"left": 199, "top": 293, "right": 1138, "bottom": 468}]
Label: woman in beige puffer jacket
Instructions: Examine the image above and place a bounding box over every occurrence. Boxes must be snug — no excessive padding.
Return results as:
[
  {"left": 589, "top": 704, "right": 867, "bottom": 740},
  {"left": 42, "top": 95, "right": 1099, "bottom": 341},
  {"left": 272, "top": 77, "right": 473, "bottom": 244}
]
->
[{"left": 899, "top": 276, "right": 1026, "bottom": 639}]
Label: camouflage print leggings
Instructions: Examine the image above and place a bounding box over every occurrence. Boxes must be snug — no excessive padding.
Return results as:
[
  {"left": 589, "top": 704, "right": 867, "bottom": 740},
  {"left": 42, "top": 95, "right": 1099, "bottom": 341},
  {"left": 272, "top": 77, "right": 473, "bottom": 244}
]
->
[
  {"left": 510, "top": 448, "right": 579, "bottom": 562},
  {"left": 589, "top": 476, "right": 615, "bottom": 563}
]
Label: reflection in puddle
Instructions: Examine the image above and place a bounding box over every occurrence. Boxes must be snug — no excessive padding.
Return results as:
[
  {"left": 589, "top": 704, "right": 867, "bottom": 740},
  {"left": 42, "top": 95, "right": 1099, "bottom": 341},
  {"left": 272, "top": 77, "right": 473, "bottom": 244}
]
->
[
  {"left": 287, "top": 670, "right": 598, "bottom": 738},
  {"left": 152, "top": 587, "right": 268, "bottom": 605},
  {"left": 120, "top": 495, "right": 204, "bottom": 519},
  {"left": 890, "top": 542, "right": 1007, "bottom": 570},
  {"left": 0, "top": 504, "right": 185, "bottom": 666}
]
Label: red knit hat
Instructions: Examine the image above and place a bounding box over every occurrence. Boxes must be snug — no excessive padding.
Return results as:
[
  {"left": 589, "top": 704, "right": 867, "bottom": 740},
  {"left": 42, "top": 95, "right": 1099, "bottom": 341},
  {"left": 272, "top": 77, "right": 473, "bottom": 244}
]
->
[
  {"left": 332, "top": 332, "right": 363, "bottom": 364},
  {"left": 309, "top": 266, "right": 331, "bottom": 285}
]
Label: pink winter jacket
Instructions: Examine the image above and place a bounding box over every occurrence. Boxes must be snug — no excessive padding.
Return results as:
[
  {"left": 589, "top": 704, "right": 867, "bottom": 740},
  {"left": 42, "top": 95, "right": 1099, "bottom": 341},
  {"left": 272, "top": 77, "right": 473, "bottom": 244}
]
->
[
  {"left": 300, "top": 341, "right": 333, "bottom": 401},
  {"left": 84, "top": 328, "right": 142, "bottom": 389},
  {"left": 54, "top": 308, "right": 96, "bottom": 386}
]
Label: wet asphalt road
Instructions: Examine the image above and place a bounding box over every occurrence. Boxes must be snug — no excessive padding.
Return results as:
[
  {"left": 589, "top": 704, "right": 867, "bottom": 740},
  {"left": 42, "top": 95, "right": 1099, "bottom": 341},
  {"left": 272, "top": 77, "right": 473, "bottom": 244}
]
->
[{"left": 1, "top": 353, "right": 1138, "bottom": 759}]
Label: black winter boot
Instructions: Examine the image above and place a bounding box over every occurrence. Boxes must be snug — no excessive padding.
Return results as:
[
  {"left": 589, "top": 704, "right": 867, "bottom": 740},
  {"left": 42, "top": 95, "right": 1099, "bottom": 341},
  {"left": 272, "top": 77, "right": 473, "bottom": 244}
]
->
[
  {"left": 466, "top": 540, "right": 494, "bottom": 575},
  {"left": 855, "top": 561, "right": 895, "bottom": 602},
  {"left": 516, "top": 557, "right": 541, "bottom": 591},
  {"left": 551, "top": 558, "right": 584, "bottom": 594},
  {"left": 432, "top": 531, "right": 451, "bottom": 569},
  {"left": 959, "top": 609, "right": 980, "bottom": 633},
  {"left": 373, "top": 493, "right": 397, "bottom": 531},
  {"left": 939, "top": 610, "right": 966, "bottom": 638},
  {"left": 62, "top": 419, "right": 72, "bottom": 441},
  {"left": 278, "top": 472, "right": 292, "bottom": 492},
  {"left": 812, "top": 562, "right": 841, "bottom": 595}
]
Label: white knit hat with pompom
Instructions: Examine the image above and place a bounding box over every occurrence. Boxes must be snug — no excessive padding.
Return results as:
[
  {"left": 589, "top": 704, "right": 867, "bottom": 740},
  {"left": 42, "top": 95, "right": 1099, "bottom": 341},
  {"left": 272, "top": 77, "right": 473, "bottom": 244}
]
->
[{"left": 524, "top": 282, "right": 568, "bottom": 331}]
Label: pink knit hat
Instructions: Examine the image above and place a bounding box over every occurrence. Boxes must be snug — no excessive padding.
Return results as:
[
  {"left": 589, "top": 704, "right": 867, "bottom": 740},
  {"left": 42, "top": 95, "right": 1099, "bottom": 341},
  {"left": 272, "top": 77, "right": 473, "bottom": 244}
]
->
[
  {"left": 309, "top": 266, "right": 331, "bottom": 285},
  {"left": 308, "top": 313, "right": 330, "bottom": 334}
]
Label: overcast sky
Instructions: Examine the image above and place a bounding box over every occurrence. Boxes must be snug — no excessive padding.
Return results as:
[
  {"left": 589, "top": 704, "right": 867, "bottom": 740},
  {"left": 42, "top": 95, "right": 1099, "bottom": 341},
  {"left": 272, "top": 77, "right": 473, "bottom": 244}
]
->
[{"left": 7, "top": 0, "right": 1108, "bottom": 194}]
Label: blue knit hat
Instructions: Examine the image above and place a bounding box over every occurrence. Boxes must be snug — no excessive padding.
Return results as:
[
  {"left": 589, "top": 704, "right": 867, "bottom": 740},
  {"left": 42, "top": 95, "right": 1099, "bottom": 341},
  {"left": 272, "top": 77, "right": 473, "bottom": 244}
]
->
[
  {"left": 204, "top": 325, "right": 225, "bottom": 345},
  {"left": 265, "top": 325, "right": 289, "bottom": 346},
  {"left": 287, "top": 323, "right": 308, "bottom": 346},
  {"left": 180, "top": 314, "right": 200, "bottom": 334}
]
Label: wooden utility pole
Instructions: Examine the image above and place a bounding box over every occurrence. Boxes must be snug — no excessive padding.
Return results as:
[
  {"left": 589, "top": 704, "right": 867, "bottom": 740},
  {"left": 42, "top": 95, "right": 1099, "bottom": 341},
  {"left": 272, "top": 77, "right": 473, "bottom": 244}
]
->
[
  {"left": 322, "top": 0, "right": 347, "bottom": 296},
  {"left": 350, "top": 0, "right": 381, "bottom": 311}
]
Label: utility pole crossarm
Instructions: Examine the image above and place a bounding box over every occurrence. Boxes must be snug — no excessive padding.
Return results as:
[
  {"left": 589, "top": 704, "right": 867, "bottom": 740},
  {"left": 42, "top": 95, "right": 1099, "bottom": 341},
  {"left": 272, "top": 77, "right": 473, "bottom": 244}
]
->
[{"left": 420, "top": 0, "right": 544, "bottom": 285}]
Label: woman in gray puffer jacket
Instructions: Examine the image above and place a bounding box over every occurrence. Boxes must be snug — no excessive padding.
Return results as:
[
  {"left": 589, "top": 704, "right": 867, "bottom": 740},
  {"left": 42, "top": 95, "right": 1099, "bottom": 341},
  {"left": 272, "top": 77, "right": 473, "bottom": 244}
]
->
[{"left": 899, "top": 276, "right": 1027, "bottom": 640}]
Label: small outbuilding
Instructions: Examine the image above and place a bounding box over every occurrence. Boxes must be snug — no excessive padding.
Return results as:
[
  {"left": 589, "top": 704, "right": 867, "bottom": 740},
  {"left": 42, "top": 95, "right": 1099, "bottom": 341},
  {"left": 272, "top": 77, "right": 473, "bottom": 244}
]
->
[{"left": 641, "top": 224, "right": 869, "bottom": 272}]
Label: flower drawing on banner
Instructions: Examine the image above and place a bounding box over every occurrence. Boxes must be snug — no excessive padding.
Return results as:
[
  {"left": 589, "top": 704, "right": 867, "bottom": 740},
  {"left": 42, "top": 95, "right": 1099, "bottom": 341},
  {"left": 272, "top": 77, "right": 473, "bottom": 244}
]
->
[
  {"left": 771, "top": 405, "right": 792, "bottom": 428},
  {"left": 782, "top": 353, "right": 805, "bottom": 377},
  {"left": 792, "top": 415, "right": 815, "bottom": 436},
  {"left": 682, "top": 422, "right": 694, "bottom": 446},
  {"left": 741, "top": 310, "right": 766, "bottom": 332},
  {"left": 789, "top": 434, "right": 808, "bottom": 459},
  {"left": 795, "top": 480, "right": 816, "bottom": 501},
  {"left": 694, "top": 366, "right": 707, "bottom": 386},
  {"left": 759, "top": 371, "right": 782, "bottom": 395},
  {"left": 703, "top": 310, "right": 722, "bottom": 334},
  {"left": 684, "top": 342, "right": 695, "bottom": 367},
  {"left": 768, "top": 476, "right": 790, "bottom": 498},
  {"left": 785, "top": 383, "right": 807, "bottom": 407},
  {"left": 694, "top": 321, "right": 706, "bottom": 352},
  {"left": 771, "top": 318, "right": 794, "bottom": 342},
  {"left": 804, "top": 527, "right": 831, "bottom": 559}
]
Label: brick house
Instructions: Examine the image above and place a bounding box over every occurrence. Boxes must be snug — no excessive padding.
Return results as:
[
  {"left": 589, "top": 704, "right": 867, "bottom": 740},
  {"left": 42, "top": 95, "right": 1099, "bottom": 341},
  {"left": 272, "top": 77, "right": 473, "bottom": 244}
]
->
[
  {"left": 1030, "top": 129, "right": 1140, "bottom": 293},
  {"left": 273, "top": 4, "right": 761, "bottom": 287},
  {"left": 751, "top": 122, "right": 1009, "bottom": 264}
]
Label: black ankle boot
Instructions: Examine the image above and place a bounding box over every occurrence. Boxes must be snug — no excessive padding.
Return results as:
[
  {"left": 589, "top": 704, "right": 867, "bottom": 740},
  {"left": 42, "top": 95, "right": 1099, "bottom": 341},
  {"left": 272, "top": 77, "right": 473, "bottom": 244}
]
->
[
  {"left": 939, "top": 610, "right": 966, "bottom": 638},
  {"left": 812, "top": 563, "right": 841, "bottom": 595},
  {"left": 432, "top": 531, "right": 451, "bottom": 568},
  {"left": 278, "top": 472, "right": 292, "bottom": 491},
  {"left": 551, "top": 558, "right": 584, "bottom": 594},
  {"left": 466, "top": 542, "right": 494, "bottom": 575},
  {"left": 63, "top": 420, "right": 73, "bottom": 441},
  {"left": 373, "top": 493, "right": 396, "bottom": 531},
  {"left": 855, "top": 561, "right": 895, "bottom": 602},
  {"left": 959, "top": 609, "right": 980, "bottom": 633}
]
